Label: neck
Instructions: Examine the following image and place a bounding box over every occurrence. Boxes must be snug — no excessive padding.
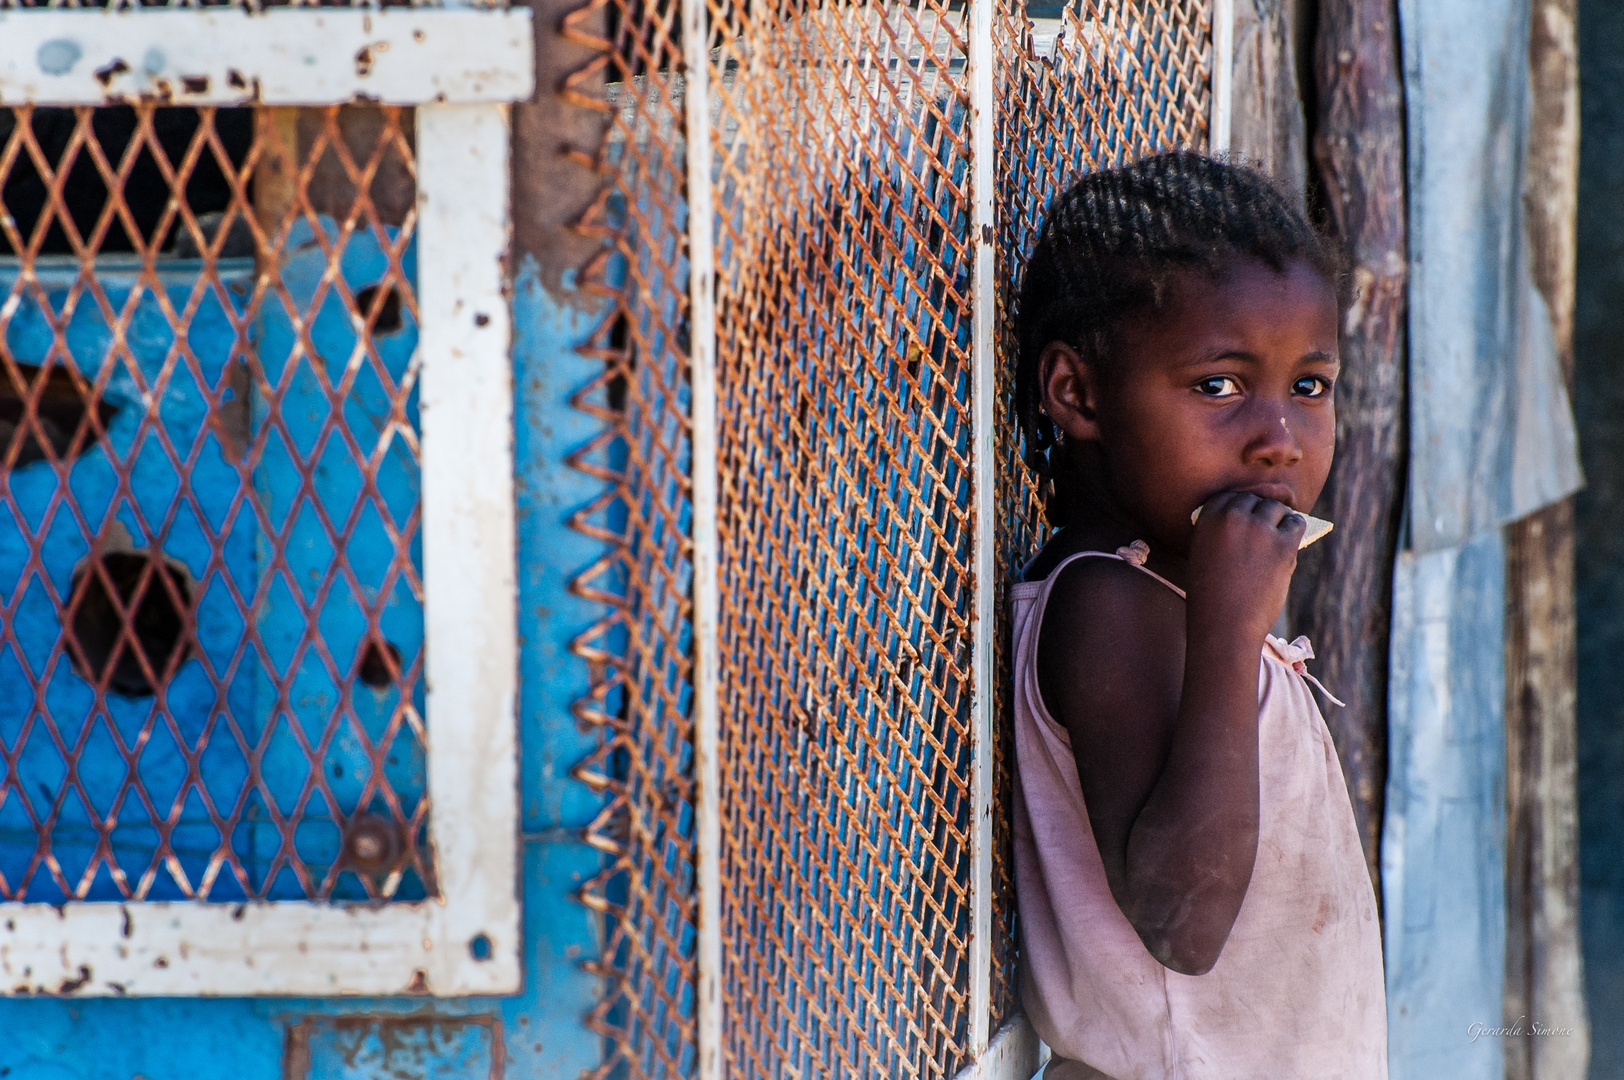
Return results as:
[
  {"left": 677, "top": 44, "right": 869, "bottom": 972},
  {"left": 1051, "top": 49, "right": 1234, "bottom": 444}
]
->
[{"left": 1034, "top": 476, "right": 1192, "bottom": 590}]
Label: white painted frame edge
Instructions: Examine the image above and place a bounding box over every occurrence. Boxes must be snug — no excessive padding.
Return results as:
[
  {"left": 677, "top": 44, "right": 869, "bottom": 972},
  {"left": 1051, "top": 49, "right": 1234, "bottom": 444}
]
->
[
  {"left": 683, "top": 0, "right": 722, "bottom": 1068},
  {"left": 967, "top": 0, "right": 999, "bottom": 1058},
  {"left": 0, "top": 7, "right": 533, "bottom": 106},
  {"left": 0, "top": 104, "right": 521, "bottom": 999},
  {"left": 1210, "top": 0, "right": 1235, "bottom": 154},
  {"left": 953, "top": 1014, "right": 1047, "bottom": 1080}
]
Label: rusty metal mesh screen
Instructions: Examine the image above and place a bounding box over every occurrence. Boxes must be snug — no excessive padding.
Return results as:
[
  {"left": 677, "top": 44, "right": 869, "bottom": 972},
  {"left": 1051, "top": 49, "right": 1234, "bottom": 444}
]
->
[
  {"left": 708, "top": 0, "right": 976, "bottom": 1075},
  {"left": 566, "top": 0, "right": 1215, "bottom": 1073},
  {"left": 988, "top": 0, "right": 1213, "bottom": 1023},
  {"left": 0, "top": 104, "right": 429, "bottom": 903},
  {"left": 565, "top": 0, "right": 702, "bottom": 1077}
]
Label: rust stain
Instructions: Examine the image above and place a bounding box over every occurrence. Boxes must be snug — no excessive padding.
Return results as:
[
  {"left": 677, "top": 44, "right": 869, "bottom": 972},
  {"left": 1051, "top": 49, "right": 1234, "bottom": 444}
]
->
[
  {"left": 93, "top": 59, "right": 129, "bottom": 87},
  {"left": 181, "top": 74, "right": 210, "bottom": 95},
  {"left": 55, "top": 966, "right": 91, "bottom": 994},
  {"left": 282, "top": 1020, "right": 312, "bottom": 1080},
  {"left": 209, "top": 360, "right": 251, "bottom": 463},
  {"left": 281, "top": 1017, "right": 504, "bottom": 1080}
]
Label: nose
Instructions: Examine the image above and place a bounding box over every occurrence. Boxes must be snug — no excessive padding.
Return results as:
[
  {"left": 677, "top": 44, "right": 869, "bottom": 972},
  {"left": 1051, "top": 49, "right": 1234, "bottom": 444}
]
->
[{"left": 1242, "top": 408, "right": 1304, "bottom": 468}]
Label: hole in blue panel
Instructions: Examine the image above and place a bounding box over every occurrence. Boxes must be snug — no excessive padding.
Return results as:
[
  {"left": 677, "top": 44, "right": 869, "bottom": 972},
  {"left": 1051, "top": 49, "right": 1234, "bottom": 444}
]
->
[
  {"left": 355, "top": 284, "right": 404, "bottom": 335},
  {"left": 68, "top": 551, "right": 192, "bottom": 698},
  {"left": 469, "top": 933, "right": 492, "bottom": 962}
]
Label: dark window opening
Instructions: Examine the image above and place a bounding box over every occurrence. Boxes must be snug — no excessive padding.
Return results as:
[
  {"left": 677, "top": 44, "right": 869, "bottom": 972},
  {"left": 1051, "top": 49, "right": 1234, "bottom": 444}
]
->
[{"left": 0, "top": 106, "right": 254, "bottom": 257}]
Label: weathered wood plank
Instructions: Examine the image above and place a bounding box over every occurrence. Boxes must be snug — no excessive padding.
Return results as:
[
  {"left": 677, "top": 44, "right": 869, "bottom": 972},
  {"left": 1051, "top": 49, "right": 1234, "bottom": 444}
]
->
[
  {"left": 1227, "top": 0, "right": 1307, "bottom": 203},
  {"left": 1504, "top": 1, "right": 1590, "bottom": 1076},
  {"left": 1289, "top": 0, "right": 1407, "bottom": 893}
]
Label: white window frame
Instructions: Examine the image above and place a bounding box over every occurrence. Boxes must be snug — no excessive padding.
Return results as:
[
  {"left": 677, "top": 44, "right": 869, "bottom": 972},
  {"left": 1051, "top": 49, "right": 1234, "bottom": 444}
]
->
[{"left": 0, "top": 7, "right": 532, "bottom": 997}]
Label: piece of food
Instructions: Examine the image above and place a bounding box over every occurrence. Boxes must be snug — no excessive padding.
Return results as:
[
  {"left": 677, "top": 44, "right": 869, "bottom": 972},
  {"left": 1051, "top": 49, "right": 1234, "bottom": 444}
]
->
[{"left": 1191, "top": 505, "right": 1334, "bottom": 550}]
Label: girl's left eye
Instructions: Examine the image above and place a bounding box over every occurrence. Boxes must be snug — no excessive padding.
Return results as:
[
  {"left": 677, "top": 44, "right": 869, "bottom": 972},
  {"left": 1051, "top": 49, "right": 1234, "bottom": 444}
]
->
[
  {"left": 1293, "top": 376, "right": 1331, "bottom": 398},
  {"left": 1195, "top": 376, "right": 1242, "bottom": 398}
]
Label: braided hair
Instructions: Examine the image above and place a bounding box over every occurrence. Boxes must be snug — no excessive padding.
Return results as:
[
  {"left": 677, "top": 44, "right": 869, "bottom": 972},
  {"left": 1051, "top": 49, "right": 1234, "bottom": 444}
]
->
[{"left": 1014, "top": 151, "right": 1345, "bottom": 522}]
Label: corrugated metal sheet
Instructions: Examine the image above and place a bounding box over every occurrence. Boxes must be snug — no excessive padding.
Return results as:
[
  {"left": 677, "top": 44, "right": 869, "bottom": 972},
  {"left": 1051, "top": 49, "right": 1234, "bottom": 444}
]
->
[{"left": 1386, "top": 1, "right": 1583, "bottom": 1076}]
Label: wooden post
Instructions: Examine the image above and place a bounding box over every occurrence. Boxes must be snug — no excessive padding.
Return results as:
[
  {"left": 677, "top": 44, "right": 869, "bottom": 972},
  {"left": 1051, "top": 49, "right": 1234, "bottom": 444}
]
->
[
  {"left": 1504, "top": 1, "right": 1590, "bottom": 1076},
  {"left": 1226, "top": 0, "right": 1308, "bottom": 203},
  {"left": 1289, "top": 0, "right": 1408, "bottom": 893}
]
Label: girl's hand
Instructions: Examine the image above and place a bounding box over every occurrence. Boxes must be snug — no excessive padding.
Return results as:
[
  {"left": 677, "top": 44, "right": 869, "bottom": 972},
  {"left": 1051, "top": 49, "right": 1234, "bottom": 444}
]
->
[{"left": 1185, "top": 491, "right": 1306, "bottom": 644}]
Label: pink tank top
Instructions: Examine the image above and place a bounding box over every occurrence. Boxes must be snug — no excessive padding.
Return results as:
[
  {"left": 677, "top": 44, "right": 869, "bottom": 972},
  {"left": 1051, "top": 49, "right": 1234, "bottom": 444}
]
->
[{"left": 1012, "top": 546, "right": 1387, "bottom": 1079}]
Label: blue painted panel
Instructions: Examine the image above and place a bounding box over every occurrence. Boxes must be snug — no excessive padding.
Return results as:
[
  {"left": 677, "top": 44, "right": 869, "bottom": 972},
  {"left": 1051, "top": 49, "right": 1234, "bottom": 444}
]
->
[
  {"left": 1396, "top": 0, "right": 1580, "bottom": 555},
  {"left": 248, "top": 216, "right": 428, "bottom": 901},
  {"left": 0, "top": 256, "right": 258, "bottom": 902},
  {"left": 1383, "top": 532, "right": 1507, "bottom": 1080}
]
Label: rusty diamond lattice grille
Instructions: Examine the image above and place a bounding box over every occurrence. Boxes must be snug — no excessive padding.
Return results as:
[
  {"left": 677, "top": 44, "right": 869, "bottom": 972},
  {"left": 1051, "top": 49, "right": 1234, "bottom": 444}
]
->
[
  {"left": 708, "top": 0, "right": 977, "bottom": 1074},
  {"left": 564, "top": 0, "right": 1217, "bottom": 1075},
  {"left": 0, "top": 104, "right": 430, "bottom": 903}
]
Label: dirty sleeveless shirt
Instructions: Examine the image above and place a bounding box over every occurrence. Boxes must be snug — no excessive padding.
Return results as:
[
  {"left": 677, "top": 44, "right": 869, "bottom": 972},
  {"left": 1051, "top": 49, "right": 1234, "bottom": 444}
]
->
[{"left": 1012, "top": 545, "right": 1387, "bottom": 1080}]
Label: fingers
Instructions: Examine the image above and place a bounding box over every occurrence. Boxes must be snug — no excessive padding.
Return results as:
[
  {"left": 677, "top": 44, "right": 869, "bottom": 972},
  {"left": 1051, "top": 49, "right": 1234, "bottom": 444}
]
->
[{"left": 1194, "top": 492, "right": 1307, "bottom": 537}]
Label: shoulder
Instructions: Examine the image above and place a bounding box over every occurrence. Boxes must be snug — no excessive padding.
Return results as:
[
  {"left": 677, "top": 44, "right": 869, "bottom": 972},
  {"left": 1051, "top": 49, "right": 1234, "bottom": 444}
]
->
[
  {"left": 1033, "top": 554, "right": 1184, "bottom": 727},
  {"left": 1038, "top": 554, "right": 1184, "bottom": 650}
]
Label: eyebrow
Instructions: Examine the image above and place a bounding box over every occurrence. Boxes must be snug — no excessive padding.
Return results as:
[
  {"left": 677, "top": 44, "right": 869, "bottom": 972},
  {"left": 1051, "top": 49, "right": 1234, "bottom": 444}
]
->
[{"left": 1174, "top": 347, "right": 1340, "bottom": 369}]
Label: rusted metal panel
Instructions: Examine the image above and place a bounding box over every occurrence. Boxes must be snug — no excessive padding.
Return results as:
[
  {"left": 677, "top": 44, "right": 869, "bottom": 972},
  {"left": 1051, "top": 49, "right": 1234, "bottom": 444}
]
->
[
  {"left": 1504, "top": 1, "right": 1590, "bottom": 1076},
  {"left": 0, "top": 9, "right": 534, "bottom": 108},
  {"left": 510, "top": 0, "right": 611, "bottom": 295},
  {"left": 284, "top": 1016, "right": 501, "bottom": 1080}
]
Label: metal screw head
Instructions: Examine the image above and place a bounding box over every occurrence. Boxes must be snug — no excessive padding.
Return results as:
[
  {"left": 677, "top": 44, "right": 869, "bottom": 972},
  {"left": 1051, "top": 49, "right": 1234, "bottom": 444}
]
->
[{"left": 342, "top": 814, "right": 402, "bottom": 874}]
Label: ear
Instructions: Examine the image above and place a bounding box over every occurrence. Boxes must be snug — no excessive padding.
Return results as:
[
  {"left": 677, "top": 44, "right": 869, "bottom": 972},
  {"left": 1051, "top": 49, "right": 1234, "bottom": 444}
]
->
[{"left": 1039, "top": 341, "right": 1104, "bottom": 443}]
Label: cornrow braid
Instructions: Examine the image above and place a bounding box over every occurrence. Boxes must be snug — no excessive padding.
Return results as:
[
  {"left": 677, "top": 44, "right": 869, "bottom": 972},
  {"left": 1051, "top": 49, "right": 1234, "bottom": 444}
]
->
[{"left": 1014, "top": 151, "right": 1345, "bottom": 521}]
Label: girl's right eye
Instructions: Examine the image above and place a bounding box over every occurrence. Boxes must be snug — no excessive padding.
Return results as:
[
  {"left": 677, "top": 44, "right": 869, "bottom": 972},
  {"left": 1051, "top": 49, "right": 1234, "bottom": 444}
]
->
[{"left": 1194, "top": 375, "right": 1241, "bottom": 398}]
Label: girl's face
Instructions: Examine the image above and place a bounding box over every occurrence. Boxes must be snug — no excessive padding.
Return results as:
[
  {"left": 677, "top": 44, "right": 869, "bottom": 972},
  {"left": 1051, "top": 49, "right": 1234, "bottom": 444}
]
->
[{"left": 1041, "top": 256, "right": 1340, "bottom": 555}]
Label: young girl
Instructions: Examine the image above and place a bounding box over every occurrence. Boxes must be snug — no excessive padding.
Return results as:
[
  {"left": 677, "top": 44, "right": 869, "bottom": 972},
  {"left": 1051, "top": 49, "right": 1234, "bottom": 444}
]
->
[{"left": 1011, "top": 152, "right": 1386, "bottom": 1079}]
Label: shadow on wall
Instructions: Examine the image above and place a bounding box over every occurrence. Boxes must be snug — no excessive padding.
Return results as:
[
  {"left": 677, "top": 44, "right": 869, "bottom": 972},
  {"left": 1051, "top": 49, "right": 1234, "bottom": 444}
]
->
[{"left": 1576, "top": 3, "right": 1624, "bottom": 1077}]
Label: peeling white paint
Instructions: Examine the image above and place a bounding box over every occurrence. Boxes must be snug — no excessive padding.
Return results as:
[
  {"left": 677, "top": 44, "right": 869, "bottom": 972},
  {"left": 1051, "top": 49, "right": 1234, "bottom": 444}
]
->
[
  {"left": 1210, "top": 0, "right": 1234, "bottom": 154},
  {"left": 968, "top": 0, "right": 997, "bottom": 1058},
  {"left": 683, "top": 0, "right": 721, "bottom": 1067},
  {"left": 0, "top": 8, "right": 533, "bottom": 106},
  {"left": 951, "top": 1015, "right": 1045, "bottom": 1080}
]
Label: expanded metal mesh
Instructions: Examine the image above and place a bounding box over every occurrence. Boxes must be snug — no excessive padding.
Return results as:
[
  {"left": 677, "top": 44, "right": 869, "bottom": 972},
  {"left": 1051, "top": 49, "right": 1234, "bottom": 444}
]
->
[
  {"left": 988, "top": 0, "right": 1213, "bottom": 1023},
  {"left": 707, "top": 0, "right": 976, "bottom": 1075},
  {"left": 0, "top": 104, "right": 429, "bottom": 903},
  {"left": 565, "top": 1, "right": 702, "bottom": 1077},
  {"left": 566, "top": 0, "right": 1215, "bottom": 1074}
]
